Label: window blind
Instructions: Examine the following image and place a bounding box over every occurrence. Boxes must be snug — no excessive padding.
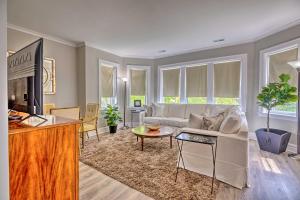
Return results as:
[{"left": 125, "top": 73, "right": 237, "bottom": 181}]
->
[
  {"left": 269, "top": 48, "right": 298, "bottom": 87},
  {"left": 163, "top": 68, "right": 180, "bottom": 97},
  {"left": 100, "top": 66, "right": 114, "bottom": 97},
  {"left": 214, "top": 61, "right": 240, "bottom": 98},
  {"left": 186, "top": 65, "right": 207, "bottom": 97},
  {"left": 130, "top": 69, "right": 146, "bottom": 96}
]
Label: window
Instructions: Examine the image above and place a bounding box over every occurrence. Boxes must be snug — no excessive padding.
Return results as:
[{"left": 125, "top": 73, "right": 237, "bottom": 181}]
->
[
  {"left": 161, "top": 68, "right": 180, "bottom": 104},
  {"left": 158, "top": 55, "right": 247, "bottom": 110},
  {"left": 99, "top": 60, "right": 118, "bottom": 108},
  {"left": 127, "top": 65, "right": 151, "bottom": 107},
  {"left": 214, "top": 61, "right": 241, "bottom": 105},
  {"left": 260, "top": 39, "right": 300, "bottom": 117}
]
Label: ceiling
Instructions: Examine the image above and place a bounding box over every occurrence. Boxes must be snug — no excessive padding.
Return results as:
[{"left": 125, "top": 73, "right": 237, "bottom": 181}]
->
[{"left": 8, "top": 0, "right": 300, "bottom": 59}]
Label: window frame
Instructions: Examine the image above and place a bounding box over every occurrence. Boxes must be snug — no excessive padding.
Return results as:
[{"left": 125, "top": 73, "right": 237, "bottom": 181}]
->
[
  {"left": 127, "top": 65, "right": 151, "bottom": 107},
  {"left": 98, "top": 59, "right": 119, "bottom": 109},
  {"left": 259, "top": 38, "right": 300, "bottom": 120},
  {"left": 158, "top": 54, "right": 247, "bottom": 111}
]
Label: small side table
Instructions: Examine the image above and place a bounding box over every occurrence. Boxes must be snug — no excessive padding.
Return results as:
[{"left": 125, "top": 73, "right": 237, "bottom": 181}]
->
[
  {"left": 130, "top": 109, "right": 145, "bottom": 128},
  {"left": 175, "top": 132, "right": 218, "bottom": 194}
]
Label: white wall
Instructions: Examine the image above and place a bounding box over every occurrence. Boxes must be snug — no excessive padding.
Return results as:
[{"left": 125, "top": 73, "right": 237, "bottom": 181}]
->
[
  {"left": 0, "top": 0, "right": 9, "bottom": 199},
  {"left": 7, "top": 28, "right": 78, "bottom": 108}
]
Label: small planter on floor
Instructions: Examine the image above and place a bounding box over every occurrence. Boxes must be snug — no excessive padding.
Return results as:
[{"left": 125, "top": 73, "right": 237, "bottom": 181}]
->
[{"left": 255, "top": 128, "right": 291, "bottom": 154}]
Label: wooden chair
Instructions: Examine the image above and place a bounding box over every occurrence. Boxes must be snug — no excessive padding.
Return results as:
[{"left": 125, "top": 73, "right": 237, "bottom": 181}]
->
[
  {"left": 50, "top": 107, "right": 80, "bottom": 120},
  {"left": 79, "top": 103, "right": 100, "bottom": 149}
]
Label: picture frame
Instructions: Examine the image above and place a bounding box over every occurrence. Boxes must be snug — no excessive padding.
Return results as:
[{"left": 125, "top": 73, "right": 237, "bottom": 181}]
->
[
  {"left": 43, "top": 58, "right": 56, "bottom": 95},
  {"left": 134, "top": 100, "right": 142, "bottom": 107}
]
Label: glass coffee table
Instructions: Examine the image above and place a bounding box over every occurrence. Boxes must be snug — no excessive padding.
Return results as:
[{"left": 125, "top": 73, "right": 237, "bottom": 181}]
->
[
  {"left": 175, "top": 132, "right": 218, "bottom": 194},
  {"left": 131, "top": 125, "right": 174, "bottom": 151}
]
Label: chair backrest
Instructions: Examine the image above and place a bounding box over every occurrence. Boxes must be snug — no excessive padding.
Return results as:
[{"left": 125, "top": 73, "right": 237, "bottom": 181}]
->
[
  {"left": 50, "top": 107, "right": 80, "bottom": 120},
  {"left": 84, "top": 103, "right": 99, "bottom": 125},
  {"left": 43, "top": 103, "right": 55, "bottom": 115}
]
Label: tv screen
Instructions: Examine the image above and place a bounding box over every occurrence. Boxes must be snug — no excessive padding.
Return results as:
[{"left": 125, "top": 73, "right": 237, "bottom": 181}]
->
[{"left": 8, "top": 77, "right": 34, "bottom": 114}]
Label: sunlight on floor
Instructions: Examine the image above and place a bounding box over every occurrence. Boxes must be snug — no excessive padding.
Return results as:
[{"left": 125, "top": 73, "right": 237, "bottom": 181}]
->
[{"left": 261, "top": 157, "right": 282, "bottom": 174}]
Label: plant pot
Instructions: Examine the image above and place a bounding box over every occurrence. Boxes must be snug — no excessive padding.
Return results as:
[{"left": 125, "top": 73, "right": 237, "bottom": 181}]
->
[
  {"left": 255, "top": 128, "right": 291, "bottom": 154},
  {"left": 109, "top": 125, "right": 118, "bottom": 134}
]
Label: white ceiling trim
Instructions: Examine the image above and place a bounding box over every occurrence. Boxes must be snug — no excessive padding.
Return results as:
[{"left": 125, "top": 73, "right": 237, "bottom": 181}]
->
[
  {"left": 251, "top": 18, "right": 300, "bottom": 42},
  {"left": 8, "top": 17, "right": 300, "bottom": 59},
  {"left": 7, "top": 23, "right": 78, "bottom": 47}
]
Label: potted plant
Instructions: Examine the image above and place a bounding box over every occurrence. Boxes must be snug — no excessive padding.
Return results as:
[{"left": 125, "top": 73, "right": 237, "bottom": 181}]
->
[
  {"left": 104, "top": 104, "right": 122, "bottom": 133},
  {"left": 256, "top": 73, "right": 298, "bottom": 154}
]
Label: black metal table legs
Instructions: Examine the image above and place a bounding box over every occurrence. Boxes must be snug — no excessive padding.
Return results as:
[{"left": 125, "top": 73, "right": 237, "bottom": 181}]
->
[
  {"left": 175, "top": 139, "right": 218, "bottom": 195},
  {"left": 175, "top": 140, "right": 186, "bottom": 182},
  {"left": 210, "top": 140, "right": 218, "bottom": 194}
]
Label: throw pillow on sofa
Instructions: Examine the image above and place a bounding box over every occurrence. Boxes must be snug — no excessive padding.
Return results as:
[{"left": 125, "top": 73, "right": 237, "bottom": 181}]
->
[
  {"left": 151, "top": 103, "right": 165, "bottom": 117},
  {"left": 202, "top": 112, "right": 225, "bottom": 131},
  {"left": 188, "top": 113, "right": 204, "bottom": 129},
  {"left": 219, "top": 108, "right": 241, "bottom": 134}
]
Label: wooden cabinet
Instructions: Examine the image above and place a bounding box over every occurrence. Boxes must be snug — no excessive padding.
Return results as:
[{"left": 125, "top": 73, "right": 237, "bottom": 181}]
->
[{"left": 9, "top": 116, "right": 80, "bottom": 200}]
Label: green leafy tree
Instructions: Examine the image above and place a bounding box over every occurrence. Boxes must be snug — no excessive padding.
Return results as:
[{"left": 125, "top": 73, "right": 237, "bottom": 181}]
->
[
  {"left": 257, "top": 74, "right": 298, "bottom": 132},
  {"left": 104, "top": 105, "right": 122, "bottom": 126}
]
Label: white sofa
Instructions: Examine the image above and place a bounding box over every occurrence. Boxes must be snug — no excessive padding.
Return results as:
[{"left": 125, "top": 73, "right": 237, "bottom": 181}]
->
[{"left": 142, "top": 104, "right": 249, "bottom": 189}]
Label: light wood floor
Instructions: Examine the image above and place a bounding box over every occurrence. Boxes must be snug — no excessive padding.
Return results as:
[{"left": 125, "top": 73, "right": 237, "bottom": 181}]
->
[{"left": 80, "top": 140, "right": 300, "bottom": 200}]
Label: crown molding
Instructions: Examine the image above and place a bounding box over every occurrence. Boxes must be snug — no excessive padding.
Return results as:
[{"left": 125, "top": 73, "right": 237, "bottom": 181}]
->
[
  {"left": 252, "top": 18, "right": 300, "bottom": 42},
  {"left": 7, "top": 23, "right": 78, "bottom": 47}
]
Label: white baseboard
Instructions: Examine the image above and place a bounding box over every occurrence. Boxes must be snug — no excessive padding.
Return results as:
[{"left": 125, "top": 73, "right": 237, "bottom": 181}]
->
[{"left": 249, "top": 132, "right": 297, "bottom": 153}]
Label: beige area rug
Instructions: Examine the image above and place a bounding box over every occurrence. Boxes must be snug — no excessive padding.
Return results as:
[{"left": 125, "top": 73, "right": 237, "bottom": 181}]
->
[{"left": 80, "top": 130, "right": 220, "bottom": 200}]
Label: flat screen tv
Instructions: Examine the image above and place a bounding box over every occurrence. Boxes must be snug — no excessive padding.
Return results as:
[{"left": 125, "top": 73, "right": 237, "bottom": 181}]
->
[{"left": 7, "top": 38, "right": 44, "bottom": 115}]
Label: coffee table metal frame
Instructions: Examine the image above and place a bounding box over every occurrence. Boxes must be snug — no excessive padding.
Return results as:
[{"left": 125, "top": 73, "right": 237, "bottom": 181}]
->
[{"left": 175, "top": 132, "right": 218, "bottom": 194}]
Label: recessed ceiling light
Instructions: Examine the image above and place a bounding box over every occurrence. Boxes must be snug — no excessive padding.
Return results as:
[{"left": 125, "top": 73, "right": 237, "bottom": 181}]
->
[
  {"left": 213, "top": 38, "right": 225, "bottom": 43},
  {"left": 158, "top": 50, "right": 167, "bottom": 53}
]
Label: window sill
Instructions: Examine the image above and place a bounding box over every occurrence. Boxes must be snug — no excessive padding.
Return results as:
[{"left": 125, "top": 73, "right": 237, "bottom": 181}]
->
[{"left": 258, "top": 112, "right": 297, "bottom": 122}]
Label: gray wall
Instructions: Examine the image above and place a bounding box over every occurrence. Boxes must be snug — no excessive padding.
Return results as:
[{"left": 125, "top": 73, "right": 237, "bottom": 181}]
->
[
  {"left": 7, "top": 28, "right": 78, "bottom": 108},
  {"left": 0, "top": 0, "right": 9, "bottom": 199},
  {"left": 154, "top": 24, "right": 300, "bottom": 146}
]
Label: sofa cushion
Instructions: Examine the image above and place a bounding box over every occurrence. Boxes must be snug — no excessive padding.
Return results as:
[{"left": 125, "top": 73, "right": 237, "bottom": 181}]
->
[
  {"left": 160, "top": 117, "right": 188, "bottom": 128},
  {"left": 165, "top": 104, "right": 186, "bottom": 118},
  {"left": 152, "top": 103, "right": 165, "bottom": 117},
  {"left": 203, "top": 112, "right": 225, "bottom": 131},
  {"left": 185, "top": 104, "right": 207, "bottom": 118},
  {"left": 205, "top": 104, "right": 235, "bottom": 116},
  {"left": 220, "top": 107, "right": 242, "bottom": 134},
  {"left": 144, "top": 117, "right": 162, "bottom": 125},
  {"left": 188, "top": 113, "right": 204, "bottom": 129},
  {"left": 180, "top": 127, "right": 220, "bottom": 137},
  {"left": 144, "top": 117, "right": 188, "bottom": 128}
]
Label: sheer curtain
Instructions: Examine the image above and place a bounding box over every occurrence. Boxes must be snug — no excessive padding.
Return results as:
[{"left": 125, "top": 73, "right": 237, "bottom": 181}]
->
[
  {"left": 130, "top": 69, "right": 146, "bottom": 96},
  {"left": 100, "top": 66, "right": 114, "bottom": 97},
  {"left": 163, "top": 68, "right": 180, "bottom": 97},
  {"left": 186, "top": 65, "right": 207, "bottom": 97},
  {"left": 214, "top": 61, "right": 240, "bottom": 98}
]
